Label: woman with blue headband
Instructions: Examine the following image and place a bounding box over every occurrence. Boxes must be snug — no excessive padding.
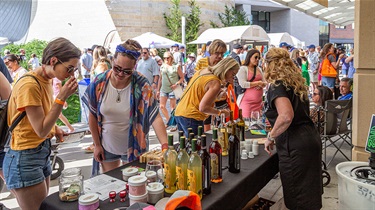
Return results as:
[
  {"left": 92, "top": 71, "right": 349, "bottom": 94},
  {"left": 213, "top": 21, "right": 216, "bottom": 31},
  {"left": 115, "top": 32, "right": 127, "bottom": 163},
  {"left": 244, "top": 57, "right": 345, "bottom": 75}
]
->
[{"left": 82, "top": 39, "right": 168, "bottom": 174}]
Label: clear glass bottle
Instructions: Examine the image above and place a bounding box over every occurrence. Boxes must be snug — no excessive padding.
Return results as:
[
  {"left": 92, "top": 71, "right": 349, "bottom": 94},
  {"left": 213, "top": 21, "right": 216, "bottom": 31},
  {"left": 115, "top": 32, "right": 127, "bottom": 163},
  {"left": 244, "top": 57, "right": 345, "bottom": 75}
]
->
[
  {"left": 176, "top": 136, "right": 189, "bottom": 190},
  {"left": 164, "top": 134, "right": 177, "bottom": 194},
  {"left": 209, "top": 128, "right": 223, "bottom": 183},
  {"left": 187, "top": 139, "right": 203, "bottom": 199},
  {"left": 237, "top": 109, "right": 245, "bottom": 142},
  {"left": 218, "top": 113, "right": 228, "bottom": 156},
  {"left": 59, "top": 168, "right": 83, "bottom": 202}
]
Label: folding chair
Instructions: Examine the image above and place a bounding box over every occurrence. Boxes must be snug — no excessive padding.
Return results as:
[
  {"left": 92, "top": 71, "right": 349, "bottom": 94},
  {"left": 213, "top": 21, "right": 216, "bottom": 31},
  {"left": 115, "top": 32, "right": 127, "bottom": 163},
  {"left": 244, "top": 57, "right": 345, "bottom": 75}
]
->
[{"left": 321, "top": 99, "right": 353, "bottom": 167}]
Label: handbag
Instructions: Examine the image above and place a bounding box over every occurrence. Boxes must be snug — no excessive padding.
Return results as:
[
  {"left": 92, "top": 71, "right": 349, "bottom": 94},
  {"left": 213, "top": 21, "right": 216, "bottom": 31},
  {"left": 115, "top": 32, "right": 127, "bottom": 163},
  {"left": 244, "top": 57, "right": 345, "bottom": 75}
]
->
[
  {"left": 164, "top": 69, "right": 183, "bottom": 100},
  {"left": 321, "top": 53, "right": 337, "bottom": 78},
  {"left": 234, "top": 66, "right": 257, "bottom": 96},
  {"left": 227, "top": 84, "right": 240, "bottom": 119},
  {"left": 167, "top": 73, "right": 211, "bottom": 126}
]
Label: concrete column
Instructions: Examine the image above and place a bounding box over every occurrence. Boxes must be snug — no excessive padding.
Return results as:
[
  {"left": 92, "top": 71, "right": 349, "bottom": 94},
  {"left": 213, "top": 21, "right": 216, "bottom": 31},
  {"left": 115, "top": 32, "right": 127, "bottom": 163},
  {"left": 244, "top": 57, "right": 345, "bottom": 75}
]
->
[{"left": 352, "top": 0, "right": 375, "bottom": 161}]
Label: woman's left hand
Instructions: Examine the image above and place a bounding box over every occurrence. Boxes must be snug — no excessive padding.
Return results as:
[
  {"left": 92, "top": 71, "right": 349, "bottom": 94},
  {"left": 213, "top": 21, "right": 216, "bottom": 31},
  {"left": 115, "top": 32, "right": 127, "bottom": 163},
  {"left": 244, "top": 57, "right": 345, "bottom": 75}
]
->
[{"left": 264, "top": 139, "right": 274, "bottom": 156}]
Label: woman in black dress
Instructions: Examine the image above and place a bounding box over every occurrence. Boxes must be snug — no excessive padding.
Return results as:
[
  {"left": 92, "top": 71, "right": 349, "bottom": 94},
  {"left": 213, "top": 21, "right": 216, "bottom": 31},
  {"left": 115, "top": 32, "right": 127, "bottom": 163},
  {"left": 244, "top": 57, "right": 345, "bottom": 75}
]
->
[{"left": 263, "top": 48, "right": 322, "bottom": 210}]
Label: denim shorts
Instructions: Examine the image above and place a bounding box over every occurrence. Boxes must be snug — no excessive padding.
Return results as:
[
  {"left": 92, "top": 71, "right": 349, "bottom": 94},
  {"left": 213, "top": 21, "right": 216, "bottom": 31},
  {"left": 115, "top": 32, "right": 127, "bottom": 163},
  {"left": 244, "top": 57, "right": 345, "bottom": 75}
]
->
[
  {"left": 160, "top": 91, "right": 175, "bottom": 99},
  {"left": 322, "top": 77, "right": 336, "bottom": 88},
  {"left": 3, "top": 139, "right": 52, "bottom": 190},
  {"left": 102, "top": 146, "right": 128, "bottom": 162},
  {"left": 175, "top": 116, "right": 204, "bottom": 137}
]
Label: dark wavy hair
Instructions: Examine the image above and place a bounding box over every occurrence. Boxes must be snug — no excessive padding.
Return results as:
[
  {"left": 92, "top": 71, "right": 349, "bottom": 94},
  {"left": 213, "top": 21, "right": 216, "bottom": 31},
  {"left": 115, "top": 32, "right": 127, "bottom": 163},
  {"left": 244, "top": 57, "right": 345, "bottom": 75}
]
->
[{"left": 243, "top": 49, "right": 260, "bottom": 66}]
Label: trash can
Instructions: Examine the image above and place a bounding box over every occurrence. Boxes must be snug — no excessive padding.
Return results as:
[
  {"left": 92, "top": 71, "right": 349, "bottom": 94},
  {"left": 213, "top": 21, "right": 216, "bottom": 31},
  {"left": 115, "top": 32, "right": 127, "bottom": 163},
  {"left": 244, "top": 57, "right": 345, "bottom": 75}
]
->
[
  {"left": 336, "top": 161, "right": 375, "bottom": 210},
  {"left": 78, "top": 78, "right": 90, "bottom": 124}
]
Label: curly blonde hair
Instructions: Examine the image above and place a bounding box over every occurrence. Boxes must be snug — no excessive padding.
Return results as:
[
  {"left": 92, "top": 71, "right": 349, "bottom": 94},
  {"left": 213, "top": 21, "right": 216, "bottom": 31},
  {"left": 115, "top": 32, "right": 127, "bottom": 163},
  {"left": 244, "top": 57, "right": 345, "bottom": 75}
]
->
[{"left": 264, "top": 48, "right": 308, "bottom": 101}]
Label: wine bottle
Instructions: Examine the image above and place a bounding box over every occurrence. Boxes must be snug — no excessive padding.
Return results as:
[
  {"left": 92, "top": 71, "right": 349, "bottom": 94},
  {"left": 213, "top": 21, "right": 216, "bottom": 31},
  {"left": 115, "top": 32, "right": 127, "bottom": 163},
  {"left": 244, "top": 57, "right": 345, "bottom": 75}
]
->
[
  {"left": 164, "top": 134, "right": 177, "bottom": 193},
  {"left": 209, "top": 128, "right": 223, "bottom": 183},
  {"left": 177, "top": 130, "right": 184, "bottom": 153},
  {"left": 237, "top": 109, "right": 245, "bottom": 142},
  {"left": 199, "top": 135, "right": 211, "bottom": 195},
  {"left": 187, "top": 139, "right": 203, "bottom": 199},
  {"left": 217, "top": 113, "right": 228, "bottom": 156},
  {"left": 176, "top": 136, "right": 189, "bottom": 190},
  {"left": 186, "top": 133, "right": 194, "bottom": 155},
  {"left": 188, "top": 127, "right": 194, "bottom": 136},
  {"left": 228, "top": 127, "right": 241, "bottom": 173},
  {"left": 196, "top": 126, "right": 203, "bottom": 151}
]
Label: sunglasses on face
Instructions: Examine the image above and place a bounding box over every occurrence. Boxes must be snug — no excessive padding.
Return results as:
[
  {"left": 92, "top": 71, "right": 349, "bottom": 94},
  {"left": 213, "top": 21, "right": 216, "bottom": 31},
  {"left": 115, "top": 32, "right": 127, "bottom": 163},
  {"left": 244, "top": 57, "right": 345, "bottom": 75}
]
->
[
  {"left": 142, "top": 52, "right": 148, "bottom": 55},
  {"left": 113, "top": 65, "right": 133, "bottom": 75},
  {"left": 313, "top": 92, "right": 319, "bottom": 96},
  {"left": 58, "top": 59, "right": 78, "bottom": 74}
]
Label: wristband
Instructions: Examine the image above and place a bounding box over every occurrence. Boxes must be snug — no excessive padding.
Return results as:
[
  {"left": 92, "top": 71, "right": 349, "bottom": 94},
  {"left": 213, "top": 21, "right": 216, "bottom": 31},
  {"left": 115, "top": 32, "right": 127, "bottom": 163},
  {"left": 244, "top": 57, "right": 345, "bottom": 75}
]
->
[
  {"left": 267, "top": 132, "right": 276, "bottom": 142},
  {"left": 55, "top": 98, "right": 65, "bottom": 106}
]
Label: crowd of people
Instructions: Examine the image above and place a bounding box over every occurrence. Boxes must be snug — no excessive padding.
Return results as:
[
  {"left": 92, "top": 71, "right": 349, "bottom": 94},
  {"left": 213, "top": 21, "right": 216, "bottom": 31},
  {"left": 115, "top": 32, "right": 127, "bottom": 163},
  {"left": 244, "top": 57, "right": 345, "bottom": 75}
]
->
[{"left": 0, "top": 36, "right": 355, "bottom": 209}]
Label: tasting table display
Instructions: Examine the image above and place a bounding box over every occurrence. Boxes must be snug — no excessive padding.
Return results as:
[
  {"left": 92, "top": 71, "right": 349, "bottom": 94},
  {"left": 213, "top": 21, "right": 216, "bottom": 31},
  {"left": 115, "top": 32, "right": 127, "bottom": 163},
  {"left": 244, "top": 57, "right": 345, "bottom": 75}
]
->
[{"left": 40, "top": 132, "right": 279, "bottom": 210}]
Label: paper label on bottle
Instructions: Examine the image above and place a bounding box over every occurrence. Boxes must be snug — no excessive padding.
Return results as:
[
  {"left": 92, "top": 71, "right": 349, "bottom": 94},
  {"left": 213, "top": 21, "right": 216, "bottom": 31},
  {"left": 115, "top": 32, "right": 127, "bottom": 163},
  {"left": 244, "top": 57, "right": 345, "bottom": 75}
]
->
[
  {"left": 210, "top": 153, "right": 219, "bottom": 179},
  {"left": 187, "top": 169, "right": 196, "bottom": 193},
  {"left": 176, "top": 166, "right": 185, "bottom": 190},
  {"left": 218, "top": 130, "right": 225, "bottom": 148},
  {"left": 164, "top": 163, "right": 171, "bottom": 190}
]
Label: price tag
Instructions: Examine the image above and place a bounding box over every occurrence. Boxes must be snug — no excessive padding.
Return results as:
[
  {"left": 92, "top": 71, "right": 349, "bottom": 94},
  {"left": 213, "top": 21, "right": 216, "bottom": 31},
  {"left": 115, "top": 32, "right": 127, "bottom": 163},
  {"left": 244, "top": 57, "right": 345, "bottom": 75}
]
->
[{"left": 365, "top": 114, "right": 375, "bottom": 153}]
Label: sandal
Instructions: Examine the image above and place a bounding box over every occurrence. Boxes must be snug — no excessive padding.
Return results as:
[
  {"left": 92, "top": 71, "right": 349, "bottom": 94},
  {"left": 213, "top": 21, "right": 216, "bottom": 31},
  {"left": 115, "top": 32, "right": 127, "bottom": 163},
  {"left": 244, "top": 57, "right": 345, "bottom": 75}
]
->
[{"left": 84, "top": 144, "right": 95, "bottom": 153}]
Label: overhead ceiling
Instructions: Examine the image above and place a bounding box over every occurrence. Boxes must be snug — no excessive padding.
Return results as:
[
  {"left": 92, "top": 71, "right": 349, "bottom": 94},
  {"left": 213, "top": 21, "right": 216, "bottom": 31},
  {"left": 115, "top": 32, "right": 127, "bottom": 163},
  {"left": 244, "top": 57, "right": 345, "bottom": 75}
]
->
[{"left": 270, "top": 0, "right": 355, "bottom": 26}]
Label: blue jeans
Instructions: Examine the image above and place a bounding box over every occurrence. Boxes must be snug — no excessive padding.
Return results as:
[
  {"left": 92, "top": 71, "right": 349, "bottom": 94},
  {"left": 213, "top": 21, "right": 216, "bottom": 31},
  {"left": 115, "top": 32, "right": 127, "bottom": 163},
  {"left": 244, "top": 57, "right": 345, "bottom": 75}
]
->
[
  {"left": 322, "top": 77, "right": 336, "bottom": 88},
  {"left": 175, "top": 116, "right": 204, "bottom": 137},
  {"left": 3, "top": 139, "right": 52, "bottom": 190}
]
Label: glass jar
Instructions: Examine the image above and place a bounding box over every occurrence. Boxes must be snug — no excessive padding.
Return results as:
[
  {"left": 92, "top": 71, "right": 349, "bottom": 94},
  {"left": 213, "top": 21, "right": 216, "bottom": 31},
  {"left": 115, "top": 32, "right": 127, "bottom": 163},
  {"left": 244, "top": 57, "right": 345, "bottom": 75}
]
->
[{"left": 59, "top": 168, "right": 84, "bottom": 202}]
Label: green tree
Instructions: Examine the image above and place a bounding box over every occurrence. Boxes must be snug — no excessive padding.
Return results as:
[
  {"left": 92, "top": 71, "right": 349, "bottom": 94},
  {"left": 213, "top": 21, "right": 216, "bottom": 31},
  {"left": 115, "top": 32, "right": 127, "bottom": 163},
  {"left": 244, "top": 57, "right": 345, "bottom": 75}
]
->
[
  {"left": 163, "top": 0, "right": 182, "bottom": 42},
  {"left": 3, "top": 39, "right": 48, "bottom": 70},
  {"left": 210, "top": 5, "right": 250, "bottom": 28},
  {"left": 185, "top": 0, "right": 203, "bottom": 54},
  {"left": 163, "top": 0, "right": 203, "bottom": 54}
]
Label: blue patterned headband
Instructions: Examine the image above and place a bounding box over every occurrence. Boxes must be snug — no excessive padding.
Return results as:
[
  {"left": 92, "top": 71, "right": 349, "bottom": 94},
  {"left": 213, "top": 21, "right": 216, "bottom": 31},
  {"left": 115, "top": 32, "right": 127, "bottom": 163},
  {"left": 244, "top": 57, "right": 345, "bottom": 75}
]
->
[{"left": 116, "top": 45, "right": 141, "bottom": 60}]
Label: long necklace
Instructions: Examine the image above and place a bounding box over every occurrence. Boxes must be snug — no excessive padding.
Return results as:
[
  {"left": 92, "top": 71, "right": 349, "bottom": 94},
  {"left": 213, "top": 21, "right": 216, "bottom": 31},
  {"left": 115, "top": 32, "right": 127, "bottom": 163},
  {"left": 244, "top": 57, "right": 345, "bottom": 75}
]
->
[{"left": 115, "top": 88, "right": 125, "bottom": 103}]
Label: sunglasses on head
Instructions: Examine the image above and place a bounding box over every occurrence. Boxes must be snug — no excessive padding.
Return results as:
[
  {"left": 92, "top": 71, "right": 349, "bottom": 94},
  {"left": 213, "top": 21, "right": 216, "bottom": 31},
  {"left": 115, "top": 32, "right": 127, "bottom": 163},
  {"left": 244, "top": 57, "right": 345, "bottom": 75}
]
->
[{"left": 113, "top": 65, "right": 133, "bottom": 75}]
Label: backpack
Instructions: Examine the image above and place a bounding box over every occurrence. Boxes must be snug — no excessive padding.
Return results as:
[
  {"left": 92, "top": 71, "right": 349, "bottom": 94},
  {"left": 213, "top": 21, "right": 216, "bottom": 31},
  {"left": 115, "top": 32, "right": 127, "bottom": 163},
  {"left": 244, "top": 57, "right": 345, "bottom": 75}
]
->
[{"left": 0, "top": 75, "right": 40, "bottom": 150}]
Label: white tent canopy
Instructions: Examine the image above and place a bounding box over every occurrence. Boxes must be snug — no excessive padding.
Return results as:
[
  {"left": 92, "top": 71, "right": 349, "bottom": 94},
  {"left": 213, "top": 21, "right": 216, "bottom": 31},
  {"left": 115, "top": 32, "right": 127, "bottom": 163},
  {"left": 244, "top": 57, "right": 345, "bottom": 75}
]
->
[
  {"left": 132, "top": 32, "right": 183, "bottom": 49},
  {"left": 0, "top": 37, "right": 9, "bottom": 45},
  {"left": 189, "top": 25, "right": 270, "bottom": 44},
  {"left": 290, "top": 35, "right": 305, "bottom": 48},
  {"left": 267, "top": 32, "right": 294, "bottom": 47}
]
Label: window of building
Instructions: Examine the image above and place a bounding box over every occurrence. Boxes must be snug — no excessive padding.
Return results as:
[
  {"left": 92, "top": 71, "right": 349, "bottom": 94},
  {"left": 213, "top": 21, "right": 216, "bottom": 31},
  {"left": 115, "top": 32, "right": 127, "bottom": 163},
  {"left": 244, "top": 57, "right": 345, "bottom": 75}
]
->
[
  {"left": 335, "top": 25, "right": 346, "bottom": 29},
  {"left": 251, "top": 11, "right": 270, "bottom": 32},
  {"left": 319, "top": 20, "right": 329, "bottom": 47}
]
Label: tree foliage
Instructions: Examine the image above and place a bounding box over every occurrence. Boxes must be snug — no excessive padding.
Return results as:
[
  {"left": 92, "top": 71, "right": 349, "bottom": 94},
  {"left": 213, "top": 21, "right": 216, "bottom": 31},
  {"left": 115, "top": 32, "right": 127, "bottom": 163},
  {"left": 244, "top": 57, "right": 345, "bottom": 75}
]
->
[
  {"left": 3, "top": 39, "right": 48, "bottom": 70},
  {"left": 211, "top": 5, "right": 250, "bottom": 28},
  {"left": 163, "top": 0, "right": 203, "bottom": 54}
]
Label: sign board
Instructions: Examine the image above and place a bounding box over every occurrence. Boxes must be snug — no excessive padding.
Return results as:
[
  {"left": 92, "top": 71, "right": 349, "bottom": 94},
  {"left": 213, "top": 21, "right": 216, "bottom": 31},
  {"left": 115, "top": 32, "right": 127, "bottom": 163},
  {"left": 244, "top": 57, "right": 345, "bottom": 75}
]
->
[{"left": 365, "top": 114, "right": 375, "bottom": 153}]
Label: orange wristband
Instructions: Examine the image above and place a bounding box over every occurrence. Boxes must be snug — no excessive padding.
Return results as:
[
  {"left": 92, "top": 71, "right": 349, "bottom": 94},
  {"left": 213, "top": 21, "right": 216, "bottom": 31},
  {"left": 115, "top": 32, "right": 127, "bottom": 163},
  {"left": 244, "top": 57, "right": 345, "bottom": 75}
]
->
[{"left": 55, "top": 98, "right": 65, "bottom": 106}]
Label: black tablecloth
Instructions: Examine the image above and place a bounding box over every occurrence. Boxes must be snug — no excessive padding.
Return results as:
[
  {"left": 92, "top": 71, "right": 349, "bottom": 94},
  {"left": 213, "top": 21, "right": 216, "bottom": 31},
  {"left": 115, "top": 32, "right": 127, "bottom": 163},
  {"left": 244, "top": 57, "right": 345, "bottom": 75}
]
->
[{"left": 40, "top": 132, "right": 279, "bottom": 210}]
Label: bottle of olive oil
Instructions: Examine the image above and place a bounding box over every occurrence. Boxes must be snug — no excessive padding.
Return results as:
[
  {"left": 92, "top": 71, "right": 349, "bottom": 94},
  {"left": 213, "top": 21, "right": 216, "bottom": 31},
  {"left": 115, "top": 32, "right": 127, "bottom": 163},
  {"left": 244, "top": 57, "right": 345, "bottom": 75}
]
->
[
  {"left": 187, "top": 139, "right": 203, "bottom": 199},
  {"left": 176, "top": 136, "right": 189, "bottom": 190},
  {"left": 164, "top": 134, "right": 177, "bottom": 193},
  {"left": 217, "top": 113, "right": 228, "bottom": 156},
  {"left": 209, "top": 128, "right": 223, "bottom": 183},
  {"left": 237, "top": 109, "right": 245, "bottom": 142}
]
